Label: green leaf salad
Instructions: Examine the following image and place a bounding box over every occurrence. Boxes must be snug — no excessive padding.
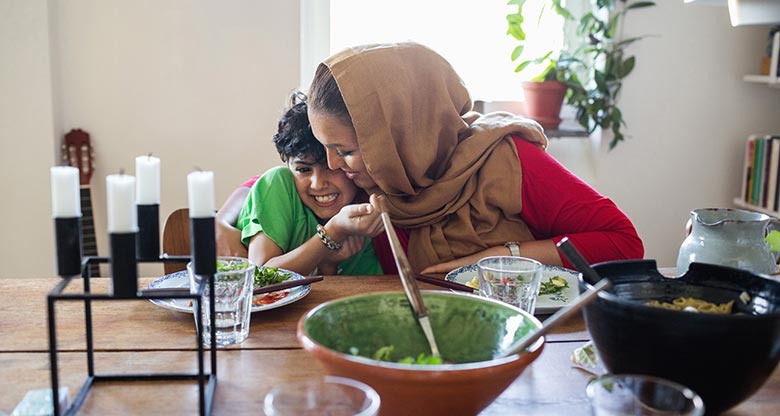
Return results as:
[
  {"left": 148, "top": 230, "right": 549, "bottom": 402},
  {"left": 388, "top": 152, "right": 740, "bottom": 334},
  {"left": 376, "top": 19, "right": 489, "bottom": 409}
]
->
[
  {"left": 352, "top": 345, "right": 444, "bottom": 365},
  {"left": 538, "top": 276, "right": 569, "bottom": 296},
  {"left": 254, "top": 266, "right": 291, "bottom": 287}
]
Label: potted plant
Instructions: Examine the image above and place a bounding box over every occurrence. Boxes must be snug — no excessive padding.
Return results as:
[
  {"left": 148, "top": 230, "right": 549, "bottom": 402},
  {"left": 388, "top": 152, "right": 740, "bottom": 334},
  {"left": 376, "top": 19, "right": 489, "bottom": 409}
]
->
[
  {"left": 515, "top": 52, "right": 579, "bottom": 130},
  {"left": 507, "top": 0, "right": 578, "bottom": 131},
  {"left": 507, "top": 0, "right": 656, "bottom": 149}
]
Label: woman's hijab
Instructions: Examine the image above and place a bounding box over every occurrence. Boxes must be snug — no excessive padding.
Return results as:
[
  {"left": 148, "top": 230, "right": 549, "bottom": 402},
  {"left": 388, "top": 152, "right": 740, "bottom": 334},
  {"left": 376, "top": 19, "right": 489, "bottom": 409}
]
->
[{"left": 324, "top": 42, "right": 549, "bottom": 272}]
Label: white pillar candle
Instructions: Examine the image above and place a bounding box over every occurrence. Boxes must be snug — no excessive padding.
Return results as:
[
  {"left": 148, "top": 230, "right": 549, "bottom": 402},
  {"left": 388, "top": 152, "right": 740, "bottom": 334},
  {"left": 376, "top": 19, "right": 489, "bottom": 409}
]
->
[
  {"left": 106, "top": 174, "right": 138, "bottom": 233},
  {"left": 50, "top": 166, "right": 82, "bottom": 218},
  {"left": 187, "top": 171, "right": 215, "bottom": 218},
  {"left": 135, "top": 155, "right": 160, "bottom": 204}
]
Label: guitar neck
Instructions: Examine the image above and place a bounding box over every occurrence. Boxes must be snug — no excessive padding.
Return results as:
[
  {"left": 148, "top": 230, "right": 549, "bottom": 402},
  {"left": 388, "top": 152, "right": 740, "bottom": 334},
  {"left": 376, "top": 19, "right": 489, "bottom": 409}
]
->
[{"left": 80, "top": 186, "right": 100, "bottom": 276}]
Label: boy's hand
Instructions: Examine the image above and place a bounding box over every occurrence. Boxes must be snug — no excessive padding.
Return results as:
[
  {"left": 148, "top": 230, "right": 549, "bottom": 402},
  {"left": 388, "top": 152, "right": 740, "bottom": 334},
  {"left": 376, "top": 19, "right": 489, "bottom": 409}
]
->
[
  {"left": 216, "top": 221, "right": 248, "bottom": 257},
  {"left": 318, "top": 236, "right": 367, "bottom": 273},
  {"left": 331, "top": 236, "right": 367, "bottom": 263}
]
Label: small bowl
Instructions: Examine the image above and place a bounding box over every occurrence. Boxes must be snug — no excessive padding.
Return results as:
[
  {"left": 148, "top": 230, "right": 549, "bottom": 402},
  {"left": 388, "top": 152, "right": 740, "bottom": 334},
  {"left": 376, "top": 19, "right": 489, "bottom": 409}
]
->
[
  {"left": 297, "top": 291, "right": 544, "bottom": 416},
  {"left": 587, "top": 374, "right": 705, "bottom": 416},
  {"left": 263, "top": 376, "right": 380, "bottom": 416},
  {"left": 583, "top": 260, "right": 780, "bottom": 414}
]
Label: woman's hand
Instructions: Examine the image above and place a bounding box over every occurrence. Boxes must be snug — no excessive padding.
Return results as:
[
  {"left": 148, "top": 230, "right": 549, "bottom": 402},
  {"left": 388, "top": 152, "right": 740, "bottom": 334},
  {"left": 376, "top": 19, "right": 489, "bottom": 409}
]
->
[
  {"left": 420, "top": 246, "right": 510, "bottom": 275},
  {"left": 325, "top": 202, "right": 383, "bottom": 240}
]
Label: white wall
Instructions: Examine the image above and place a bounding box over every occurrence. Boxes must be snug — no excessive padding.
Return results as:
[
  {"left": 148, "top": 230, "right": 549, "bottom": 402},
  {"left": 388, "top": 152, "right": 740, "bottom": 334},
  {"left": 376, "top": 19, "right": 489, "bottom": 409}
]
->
[
  {"left": 1, "top": 0, "right": 778, "bottom": 278},
  {"left": 0, "top": 0, "right": 57, "bottom": 278},
  {"left": 591, "top": 2, "right": 780, "bottom": 268},
  {"left": 1, "top": 0, "right": 299, "bottom": 278}
]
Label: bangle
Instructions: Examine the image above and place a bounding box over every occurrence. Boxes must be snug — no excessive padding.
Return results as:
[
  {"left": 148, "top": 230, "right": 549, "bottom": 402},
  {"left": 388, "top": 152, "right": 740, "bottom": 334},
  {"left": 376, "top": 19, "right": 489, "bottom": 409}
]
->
[
  {"left": 316, "top": 224, "right": 342, "bottom": 250},
  {"left": 504, "top": 241, "right": 521, "bottom": 257}
]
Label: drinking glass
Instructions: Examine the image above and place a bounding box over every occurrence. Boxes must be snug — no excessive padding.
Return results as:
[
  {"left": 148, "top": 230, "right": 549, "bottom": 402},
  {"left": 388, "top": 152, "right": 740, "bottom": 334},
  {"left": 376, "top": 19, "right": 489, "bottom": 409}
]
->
[
  {"left": 188, "top": 256, "right": 255, "bottom": 346},
  {"left": 263, "top": 376, "right": 380, "bottom": 416},
  {"left": 587, "top": 374, "right": 705, "bottom": 416},
  {"left": 477, "top": 256, "right": 543, "bottom": 314}
]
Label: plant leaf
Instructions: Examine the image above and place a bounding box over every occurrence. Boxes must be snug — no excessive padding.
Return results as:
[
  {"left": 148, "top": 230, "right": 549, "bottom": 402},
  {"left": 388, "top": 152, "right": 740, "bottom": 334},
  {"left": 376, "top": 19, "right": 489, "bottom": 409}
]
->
[
  {"left": 515, "top": 60, "right": 532, "bottom": 73},
  {"left": 606, "top": 15, "right": 619, "bottom": 39},
  {"left": 617, "top": 56, "right": 635, "bottom": 78},
  {"left": 507, "top": 25, "right": 526, "bottom": 41},
  {"left": 511, "top": 45, "right": 525, "bottom": 61},
  {"left": 626, "top": 1, "right": 656, "bottom": 10},
  {"left": 615, "top": 36, "right": 645, "bottom": 48},
  {"left": 552, "top": 0, "right": 574, "bottom": 20},
  {"left": 767, "top": 230, "right": 780, "bottom": 253}
]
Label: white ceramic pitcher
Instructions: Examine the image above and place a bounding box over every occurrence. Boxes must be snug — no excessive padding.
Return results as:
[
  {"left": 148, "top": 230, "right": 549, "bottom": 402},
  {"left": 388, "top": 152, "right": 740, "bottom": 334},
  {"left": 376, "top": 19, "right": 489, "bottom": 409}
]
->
[{"left": 677, "top": 208, "right": 780, "bottom": 275}]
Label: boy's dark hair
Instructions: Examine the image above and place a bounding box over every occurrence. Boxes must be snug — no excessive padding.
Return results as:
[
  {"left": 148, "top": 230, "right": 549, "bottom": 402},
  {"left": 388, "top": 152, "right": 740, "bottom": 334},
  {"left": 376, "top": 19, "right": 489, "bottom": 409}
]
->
[{"left": 273, "top": 91, "right": 326, "bottom": 163}]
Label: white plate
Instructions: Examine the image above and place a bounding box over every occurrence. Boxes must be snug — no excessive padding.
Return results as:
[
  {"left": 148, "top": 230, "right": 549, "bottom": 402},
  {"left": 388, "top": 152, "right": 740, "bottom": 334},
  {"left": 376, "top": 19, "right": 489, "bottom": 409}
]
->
[
  {"left": 445, "top": 263, "right": 580, "bottom": 314},
  {"left": 147, "top": 269, "right": 311, "bottom": 313}
]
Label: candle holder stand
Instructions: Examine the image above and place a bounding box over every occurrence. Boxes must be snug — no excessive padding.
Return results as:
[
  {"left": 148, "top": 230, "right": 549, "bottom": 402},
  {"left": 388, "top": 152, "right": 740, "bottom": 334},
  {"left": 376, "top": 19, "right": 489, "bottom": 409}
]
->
[{"left": 47, "top": 247, "right": 218, "bottom": 415}]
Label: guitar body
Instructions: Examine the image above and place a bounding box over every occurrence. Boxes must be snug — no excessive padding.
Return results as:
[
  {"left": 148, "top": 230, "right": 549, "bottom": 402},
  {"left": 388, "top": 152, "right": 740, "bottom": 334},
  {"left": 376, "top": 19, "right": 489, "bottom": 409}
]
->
[{"left": 63, "top": 129, "right": 100, "bottom": 277}]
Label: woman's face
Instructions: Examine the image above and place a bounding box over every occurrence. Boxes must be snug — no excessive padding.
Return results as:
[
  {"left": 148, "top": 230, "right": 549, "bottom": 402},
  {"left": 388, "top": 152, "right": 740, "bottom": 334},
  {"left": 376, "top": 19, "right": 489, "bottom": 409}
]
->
[
  {"left": 288, "top": 155, "right": 357, "bottom": 220},
  {"left": 309, "top": 110, "right": 376, "bottom": 189}
]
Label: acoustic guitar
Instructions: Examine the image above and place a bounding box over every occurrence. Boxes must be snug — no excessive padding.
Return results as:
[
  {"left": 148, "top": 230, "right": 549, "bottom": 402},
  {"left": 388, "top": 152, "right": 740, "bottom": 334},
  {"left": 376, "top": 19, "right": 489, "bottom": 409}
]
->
[{"left": 63, "top": 129, "right": 100, "bottom": 277}]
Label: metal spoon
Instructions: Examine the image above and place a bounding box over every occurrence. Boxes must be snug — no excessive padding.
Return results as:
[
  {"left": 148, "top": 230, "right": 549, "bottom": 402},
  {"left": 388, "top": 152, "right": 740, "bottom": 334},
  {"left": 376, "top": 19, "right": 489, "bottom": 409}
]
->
[
  {"left": 498, "top": 237, "right": 611, "bottom": 357},
  {"left": 380, "top": 210, "right": 441, "bottom": 359}
]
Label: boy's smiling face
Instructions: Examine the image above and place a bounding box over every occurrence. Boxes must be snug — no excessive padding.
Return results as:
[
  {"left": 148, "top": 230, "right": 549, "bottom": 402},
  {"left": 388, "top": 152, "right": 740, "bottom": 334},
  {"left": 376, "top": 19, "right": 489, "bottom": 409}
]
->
[{"left": 288, "top": 155, "right": 357, "bottom": 220}]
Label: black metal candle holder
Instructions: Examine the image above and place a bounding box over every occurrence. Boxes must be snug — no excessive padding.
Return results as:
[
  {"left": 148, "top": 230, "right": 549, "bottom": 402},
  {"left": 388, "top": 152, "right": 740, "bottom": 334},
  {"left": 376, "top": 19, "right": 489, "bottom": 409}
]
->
[
  {"left": 137, "top": 204, "right": 160, "bottom": 260},
  {"left": 47, "top": 217, "right": 218, "bottom": 416}
]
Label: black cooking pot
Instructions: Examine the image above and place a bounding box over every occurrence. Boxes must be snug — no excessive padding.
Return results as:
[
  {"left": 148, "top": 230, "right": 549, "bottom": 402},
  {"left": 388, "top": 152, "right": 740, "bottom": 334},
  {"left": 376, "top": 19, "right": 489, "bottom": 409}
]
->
[{"left": 581, "top": 260, "right": 780, "bottom": 415}]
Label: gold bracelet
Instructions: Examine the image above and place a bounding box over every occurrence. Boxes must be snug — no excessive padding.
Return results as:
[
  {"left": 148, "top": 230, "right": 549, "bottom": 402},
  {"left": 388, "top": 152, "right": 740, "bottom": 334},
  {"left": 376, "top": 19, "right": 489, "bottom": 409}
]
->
[{"left": 316, "top": 224, "right": 342, "bottom": 250}]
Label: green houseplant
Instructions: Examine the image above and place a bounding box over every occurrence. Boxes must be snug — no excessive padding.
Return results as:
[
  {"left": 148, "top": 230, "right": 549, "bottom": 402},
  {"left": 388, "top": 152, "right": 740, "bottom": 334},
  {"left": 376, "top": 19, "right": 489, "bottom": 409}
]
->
[
  {"left": 507, "top": 1, "right": 579, "bottom": 130},
  {"left": 507, "top": 0, "right": 656, "bottom": 149}
]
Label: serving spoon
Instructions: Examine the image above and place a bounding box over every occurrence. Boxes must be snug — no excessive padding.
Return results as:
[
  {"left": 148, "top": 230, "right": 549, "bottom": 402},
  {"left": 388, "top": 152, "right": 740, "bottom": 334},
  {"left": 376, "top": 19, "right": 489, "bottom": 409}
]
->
[
  {"left": 498, "top": 237, "right": 611, "bottom": 358},
  {"left": 380, "top": 210, "right": 441, "bottom": 359}
]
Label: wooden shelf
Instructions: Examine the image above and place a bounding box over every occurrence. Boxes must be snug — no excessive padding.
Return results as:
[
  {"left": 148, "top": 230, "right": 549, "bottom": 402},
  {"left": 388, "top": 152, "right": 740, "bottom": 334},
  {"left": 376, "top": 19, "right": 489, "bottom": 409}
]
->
[
  {"left": 733, "top": 197, "right": 780, "bottom": 217},
  {"left": 473, "top": 100, "right": 589, "bottom": 139},
  {"left": 545, "top": 128, "right": 588, "bottom": 138},
  {"left": 743, "top": 74, "right": 779, "bottom": 85},
  {"left": 744, "top": 31, "right": 780, "bottom": 87}
]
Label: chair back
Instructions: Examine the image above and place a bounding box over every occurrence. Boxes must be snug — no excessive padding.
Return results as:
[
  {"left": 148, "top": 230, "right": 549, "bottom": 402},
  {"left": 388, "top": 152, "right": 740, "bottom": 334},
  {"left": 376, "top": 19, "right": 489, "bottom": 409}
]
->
[{"left": 162, "top": 208, "right": 190, "bottom": 275}]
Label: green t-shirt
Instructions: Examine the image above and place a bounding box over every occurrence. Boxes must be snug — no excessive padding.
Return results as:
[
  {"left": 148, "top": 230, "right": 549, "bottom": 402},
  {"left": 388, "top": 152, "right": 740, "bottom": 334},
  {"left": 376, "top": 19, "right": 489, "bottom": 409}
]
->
[{"left": 236, "top": 166, "right": 382, "bottom": 275}]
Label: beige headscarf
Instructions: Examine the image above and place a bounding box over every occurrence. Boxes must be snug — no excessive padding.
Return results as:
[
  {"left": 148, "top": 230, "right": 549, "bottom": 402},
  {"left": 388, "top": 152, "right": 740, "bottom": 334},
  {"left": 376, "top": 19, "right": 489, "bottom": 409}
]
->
[{"left": 324, "top": 42, "right": 548, "bottom": 272}]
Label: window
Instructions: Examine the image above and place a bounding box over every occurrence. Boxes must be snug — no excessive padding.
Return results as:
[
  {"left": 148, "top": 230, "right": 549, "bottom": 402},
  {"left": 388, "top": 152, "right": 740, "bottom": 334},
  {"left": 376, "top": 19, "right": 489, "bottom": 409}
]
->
[{"left": 300, "top": 0, "right": 565, "bottom": 101}]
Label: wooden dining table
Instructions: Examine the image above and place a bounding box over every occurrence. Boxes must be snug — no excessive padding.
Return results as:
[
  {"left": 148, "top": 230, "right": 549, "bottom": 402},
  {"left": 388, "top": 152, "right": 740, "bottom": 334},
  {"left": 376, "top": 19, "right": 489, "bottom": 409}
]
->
[{"left": 1, "top": 273, "right": 779, "bottom": 415}]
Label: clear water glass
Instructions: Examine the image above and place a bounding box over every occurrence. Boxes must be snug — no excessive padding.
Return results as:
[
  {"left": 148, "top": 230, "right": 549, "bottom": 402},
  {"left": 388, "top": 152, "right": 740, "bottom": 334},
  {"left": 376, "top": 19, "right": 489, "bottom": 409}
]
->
[
  {"left": 587, "top": 374, "right": 705, "bottom": 416},
  {"left": 188, "top": 256, "right": 255, "bottom": 346},
  {"left": 263, "top": 376, "right": 380, "bottom": 416},
  {"left": 477, "top": 256, "right": 543, "bottom": 314}
]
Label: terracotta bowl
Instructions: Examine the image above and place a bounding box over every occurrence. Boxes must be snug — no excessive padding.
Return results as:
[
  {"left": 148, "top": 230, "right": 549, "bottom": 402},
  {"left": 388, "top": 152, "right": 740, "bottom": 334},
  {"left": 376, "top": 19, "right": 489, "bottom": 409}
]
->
[
  {"left": 296, "top": 291, "right": 544, "bottom": 416},
  {"left": 583, "top": 260, "right": 780, "bottom": 415}
]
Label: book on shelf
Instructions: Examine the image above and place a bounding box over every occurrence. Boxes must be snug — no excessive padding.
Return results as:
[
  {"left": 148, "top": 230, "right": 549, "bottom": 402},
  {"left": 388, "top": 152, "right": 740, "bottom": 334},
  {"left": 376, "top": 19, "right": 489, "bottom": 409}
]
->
[
  {"left": 768, "top": 136, "right": 780, "bottom": 211},
  {"left": 772, "top": 136, "right": 780, "bottom": 212},
  {"left": 752, "top": 136, "right": 765, "bottom": 206},
  {"left": 743, "top": 136, "right": 756, "bottom": 204},
  {"left": 758, "top": 136, "right": 772, "bottom": 208},
  {"left": 740, "top": 134, "right": 780, "bottom": 212}
]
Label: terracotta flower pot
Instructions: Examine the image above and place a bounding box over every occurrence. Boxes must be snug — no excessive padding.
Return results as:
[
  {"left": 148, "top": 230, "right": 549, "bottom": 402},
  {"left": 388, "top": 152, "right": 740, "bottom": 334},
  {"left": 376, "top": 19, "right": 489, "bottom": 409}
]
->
[{"left": 522, "top": 81, "right": 567, "bottom": 130}]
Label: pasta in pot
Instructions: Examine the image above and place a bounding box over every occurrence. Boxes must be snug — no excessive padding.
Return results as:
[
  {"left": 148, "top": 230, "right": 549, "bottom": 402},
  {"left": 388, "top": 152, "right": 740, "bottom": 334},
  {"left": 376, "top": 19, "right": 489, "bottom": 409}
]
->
[{"left": 646, "top": 297, "right": 734, "bottom": 314}]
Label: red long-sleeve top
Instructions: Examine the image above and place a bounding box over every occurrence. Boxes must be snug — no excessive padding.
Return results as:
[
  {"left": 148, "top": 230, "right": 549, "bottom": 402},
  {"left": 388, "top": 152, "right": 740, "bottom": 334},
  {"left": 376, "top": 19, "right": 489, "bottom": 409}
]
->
[{"left": 510, "top": 136, "right": 643, "bottom": 268}]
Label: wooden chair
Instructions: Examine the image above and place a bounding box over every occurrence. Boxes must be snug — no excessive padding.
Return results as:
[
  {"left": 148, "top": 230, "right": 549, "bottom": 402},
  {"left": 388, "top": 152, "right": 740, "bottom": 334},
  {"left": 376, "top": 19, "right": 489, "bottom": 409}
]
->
[{"left": 162, "top": 208, "right": 190, "bottom": 275}]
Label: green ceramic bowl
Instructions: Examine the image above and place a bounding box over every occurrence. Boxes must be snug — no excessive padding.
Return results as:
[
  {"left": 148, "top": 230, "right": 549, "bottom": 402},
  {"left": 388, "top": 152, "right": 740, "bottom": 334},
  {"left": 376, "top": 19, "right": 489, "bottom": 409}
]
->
[{"left": 297, "top": 291, "right": 544, "bottom": 415}]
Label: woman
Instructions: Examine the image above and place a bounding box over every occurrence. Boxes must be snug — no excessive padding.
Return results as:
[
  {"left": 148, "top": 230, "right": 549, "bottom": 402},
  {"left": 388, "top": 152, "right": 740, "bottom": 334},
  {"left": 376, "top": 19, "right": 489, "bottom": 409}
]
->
[
  {"left": 306, "top": 42, "right": 644, "bottom": 274},
  {"left": 218, "top": 93, "right": 385, "bottom": 276}
]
